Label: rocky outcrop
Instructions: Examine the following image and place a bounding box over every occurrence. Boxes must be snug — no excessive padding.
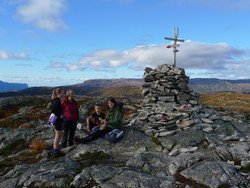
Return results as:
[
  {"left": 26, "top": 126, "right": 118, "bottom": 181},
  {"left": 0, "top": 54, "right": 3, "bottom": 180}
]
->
[
  {"left": 0, "top": 158, "right": 80, "bottom": 188},
  {"left": 0, "top": 97, "right": 29, "bottom": 110},
  {"left": 0, "top": 65, "right": 250, "bottom": 187},
  {"left": 131, "top": 64, "right": 201, "bottom": 137},
  {"left": 180, "top": 160, "right": 248, "bottom": 188}
]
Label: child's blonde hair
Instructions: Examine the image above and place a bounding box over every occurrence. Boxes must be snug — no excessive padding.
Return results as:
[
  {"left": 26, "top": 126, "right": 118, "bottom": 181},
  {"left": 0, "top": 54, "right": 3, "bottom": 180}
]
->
[{"left": 51, "top": 88, "right": 63, "bottom": 99}]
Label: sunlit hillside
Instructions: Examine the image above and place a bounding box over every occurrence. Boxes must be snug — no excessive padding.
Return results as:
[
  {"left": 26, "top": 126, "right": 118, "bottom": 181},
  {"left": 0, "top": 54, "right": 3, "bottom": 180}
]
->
[
  {"left": 200, "top": 92, "right": 250, "bottom": 113},
  {"left": 90, "top": 86, "right": 142, "bottom": 98}
]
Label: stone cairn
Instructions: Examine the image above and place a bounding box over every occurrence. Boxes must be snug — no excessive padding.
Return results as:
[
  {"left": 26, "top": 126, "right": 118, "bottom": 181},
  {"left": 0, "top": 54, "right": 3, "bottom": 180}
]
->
[{"left": 131, "top": 64, "right": 201, "bottom": 137}]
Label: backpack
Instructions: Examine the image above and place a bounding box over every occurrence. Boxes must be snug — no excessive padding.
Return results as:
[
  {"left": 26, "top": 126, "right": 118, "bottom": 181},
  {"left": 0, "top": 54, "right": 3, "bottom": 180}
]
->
[
  {"left": 48, "top": 113, "right": 57, "bottom": 123},
  {"left": 47, "top": 113, "right": 57, "bottom": 128},
  {"left": 104, "top": 129, "right": 124, "bottom": 143}
]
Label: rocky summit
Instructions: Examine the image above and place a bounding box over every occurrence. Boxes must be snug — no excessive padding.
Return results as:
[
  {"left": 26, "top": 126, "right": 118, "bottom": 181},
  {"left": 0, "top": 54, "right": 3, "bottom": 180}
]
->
[
  {"left": 0, "top": 64, "right": 249, "bottom": 188},
  {"left": 131, "top": 64, "right": 200, "bottom": 137}
]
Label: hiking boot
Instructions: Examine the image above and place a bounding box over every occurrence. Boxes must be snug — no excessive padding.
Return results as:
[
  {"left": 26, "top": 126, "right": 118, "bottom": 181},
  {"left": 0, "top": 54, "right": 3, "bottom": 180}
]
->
[
  {"left": 52, "top": 151, "right": 65, "bottom": 158},
  {"left": 74, "top": 137, "right": 82, "bottom": 144}
]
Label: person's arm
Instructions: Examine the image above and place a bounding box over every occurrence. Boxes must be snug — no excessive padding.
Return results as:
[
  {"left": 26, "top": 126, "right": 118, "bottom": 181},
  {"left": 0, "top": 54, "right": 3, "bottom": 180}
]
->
[
  {"left": 86, "top": 116, "right": 91, "bottom": 131},
  {"left": 75, "top": 101, "right": 79, "bottom": 121},
  {"left": 92, "top": 125, "right": 100, "bottom": 130}
]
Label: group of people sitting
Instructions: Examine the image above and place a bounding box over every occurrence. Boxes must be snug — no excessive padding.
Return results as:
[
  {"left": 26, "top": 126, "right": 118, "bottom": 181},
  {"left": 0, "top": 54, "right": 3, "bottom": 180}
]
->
[{"left": 50, "top": 88, "right": 123, "bottom": 158}]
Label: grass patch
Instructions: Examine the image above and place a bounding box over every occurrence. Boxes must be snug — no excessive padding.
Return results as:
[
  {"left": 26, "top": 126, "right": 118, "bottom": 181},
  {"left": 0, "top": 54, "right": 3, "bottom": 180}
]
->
[
  {"left": 20, "top": 123, "right": 33, "bottom": 128},
  {"left": 0, "top": 106, "right": 20, "bottom": 117},
  {"left": 151, "top": 137, "right": 162, "bottom": 145},
  {"left": 83, "top": 178, "right": 99, "bottom": 188},
  {"left": 0, "top": 118, "right": 27, "bottom": 128},
  {"left": 19, "top": 96, "right": 50, "bottom": 107},
  {"left": 243, "top": 162, "right": 250, "bottom": 172},
  {"left": 175, "top": 173, "right": 209, "bottom": 188},
  {"left": 79, "top": 151, "right": 110, "bottom": 160},
  {"left": 0, "top": 111, "right": 4, "bottom": 118},
  {"left": 232, "top": 157, "right": 241, "bottom": 165},
  {"left": 245, "top": 113, "right": 250, "bottom": 120},
  {"left": 218, "top": 183, "right": 230, "bottom": 188},
  {"left": 0, "top": 150, "right": 41, "bottom": 175},
  {"left": 29, "top": 139, "right": 51, "bottom": 152},
  {"left": 200, "top": 92, "right": 250, "bottom": 114},
  {"left": 78, "top": 151, "right": 111, "bottom": 169},
  {"left": 0, "top": 139, "right": 27, "bottom": 157}
]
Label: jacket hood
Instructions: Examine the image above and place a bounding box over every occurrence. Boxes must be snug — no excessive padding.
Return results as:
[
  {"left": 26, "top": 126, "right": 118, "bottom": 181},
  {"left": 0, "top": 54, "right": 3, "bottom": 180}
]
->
[{"left": 62, "top": 97, "right": 75, "bottom": 103}]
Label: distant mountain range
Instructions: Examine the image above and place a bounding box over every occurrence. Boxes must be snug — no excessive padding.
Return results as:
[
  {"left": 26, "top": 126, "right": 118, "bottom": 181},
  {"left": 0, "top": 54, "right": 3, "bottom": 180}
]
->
[
  {"left": 0, "top": 78, "right": 250, "bottom": 97},
  {"left": 72, "top": 78, "right": 250, "bottom": 94},
  {"left": 72, "top": 79, "right": 143, "bottom": 88},
  {"left": 0, "top": 81, "right": 28, "bottom": 92},
  {"left": 189, "top": 78, "right": 250, "bottom": 93}
]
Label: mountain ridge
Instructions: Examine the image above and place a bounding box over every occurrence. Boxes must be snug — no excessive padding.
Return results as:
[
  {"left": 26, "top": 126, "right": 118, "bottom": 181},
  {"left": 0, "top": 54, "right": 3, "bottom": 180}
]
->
[
  {"left": 0, "top": 78, "right": 250, "bottom": 97},
  {"left": 73, "top": 78, "right": 250, "bottom": 94},
  {"left": 0, "top": 80, "right": 28, "bottom": 92}
]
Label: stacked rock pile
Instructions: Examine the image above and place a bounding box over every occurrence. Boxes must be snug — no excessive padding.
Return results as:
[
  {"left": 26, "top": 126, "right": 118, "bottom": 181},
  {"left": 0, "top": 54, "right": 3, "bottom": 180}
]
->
[{"left": 131, "top": 64, "right": 202, "bottom": 137}]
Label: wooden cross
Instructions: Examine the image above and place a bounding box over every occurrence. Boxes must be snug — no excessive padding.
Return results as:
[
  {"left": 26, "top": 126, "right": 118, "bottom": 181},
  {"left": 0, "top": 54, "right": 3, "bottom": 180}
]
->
[{"left": 164, "top": 27, "right": 184, "bottom": 67}]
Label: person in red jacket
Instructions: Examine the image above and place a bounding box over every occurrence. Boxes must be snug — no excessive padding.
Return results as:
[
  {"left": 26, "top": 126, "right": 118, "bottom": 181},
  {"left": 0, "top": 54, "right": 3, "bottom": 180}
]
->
[{"left": 61, "top": 90, "right": 79, "bottom": 148}]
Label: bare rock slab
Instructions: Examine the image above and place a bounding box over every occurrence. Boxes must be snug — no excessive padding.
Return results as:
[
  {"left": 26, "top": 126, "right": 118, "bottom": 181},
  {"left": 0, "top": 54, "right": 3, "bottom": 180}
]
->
[
  {"left": 180, "top": 160, "right": 248, "bottom": 188},
  {"left": 158, "top": 129, "right": 205, "bottom": 150},
  {"left": 0, "top": 158, "right": 80, "bottom": 188}
]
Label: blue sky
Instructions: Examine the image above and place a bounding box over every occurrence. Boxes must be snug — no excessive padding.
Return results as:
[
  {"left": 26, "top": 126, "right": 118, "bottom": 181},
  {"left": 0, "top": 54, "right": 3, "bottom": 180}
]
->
[{"left": 0, "top": 0, "right": 250, "bottom": 87}]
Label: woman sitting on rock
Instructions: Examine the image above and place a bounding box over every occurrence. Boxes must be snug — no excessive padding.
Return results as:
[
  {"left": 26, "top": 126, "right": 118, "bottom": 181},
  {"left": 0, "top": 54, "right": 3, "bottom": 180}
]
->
[
  {"left": 76, "top": 98, "right": 123, "bottom": 144},
  {"left": 103, "top": 98, "right": 123, "bottom": 129}
]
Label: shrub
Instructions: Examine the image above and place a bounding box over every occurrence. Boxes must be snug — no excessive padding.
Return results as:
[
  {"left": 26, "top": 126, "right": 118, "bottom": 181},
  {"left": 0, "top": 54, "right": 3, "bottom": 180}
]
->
[
  {"left": 0, "top": 119, "right": 25, "bottom": 128},
  {"left": 29, "top": 140, "right": 50, "bottom": 152},
  {"left": 20, "top": 123, "right": 32, "bottom": 128},
  {"left": 151, "top": 137, "right": 162, "bottom": 145},
  {"left": 232, "top": 157, "right": 241, "bottom": 165},
  {"left": 0, "top": 111, "right": 4, "bottom": 118},
  {"left": 218, "top": 183, "right": 230, "bottom": 188},
  {"left": 0, "top": 139, "right": 27, "bottom": 157},
  {"left": 79, "top": 151, "right": 110, "bottom": 160},
  {"left": 243, "top": 162, "right": 250, "bottom": 172}
]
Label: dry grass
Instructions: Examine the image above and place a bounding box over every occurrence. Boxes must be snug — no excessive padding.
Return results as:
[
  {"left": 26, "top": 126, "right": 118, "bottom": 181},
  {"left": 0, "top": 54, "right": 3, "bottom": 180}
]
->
[
  {"left": 92, "top": 86, "right": 142, "bottom": 98},
  {"left": 0, "top": 119, "right": 25, "bottom": 128},
  {"left": 200, "top": 92, "right": 250, "bottom": 113},
  {"left": 0, "top": 106, "right": 20, "bottom": 118},
  {"left": 29, "top": 139, "right": 51, "bottom": 152},
  {"left": 20, "top": 123, "right": 32, "bottom": 128}
]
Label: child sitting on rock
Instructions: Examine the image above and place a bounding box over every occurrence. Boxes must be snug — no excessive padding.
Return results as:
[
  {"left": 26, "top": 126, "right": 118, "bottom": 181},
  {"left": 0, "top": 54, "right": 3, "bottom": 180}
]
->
[
  {"left": 86, "top": 104, "right": 106, "bottom": 134},
  {"left": 75, "top": 98, "right": 123, "bottom": 144}
]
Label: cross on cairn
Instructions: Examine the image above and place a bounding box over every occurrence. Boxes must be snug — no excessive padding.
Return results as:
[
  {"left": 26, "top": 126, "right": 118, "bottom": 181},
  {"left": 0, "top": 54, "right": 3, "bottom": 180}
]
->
[{"left": 164, "top": 27, "right": 185, "bottom": 67}]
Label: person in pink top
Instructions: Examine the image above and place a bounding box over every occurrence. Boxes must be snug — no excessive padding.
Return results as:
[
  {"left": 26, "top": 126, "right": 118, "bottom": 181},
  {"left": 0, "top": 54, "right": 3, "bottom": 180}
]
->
[{"left": 61, "top": 90, "right": 79, "bottom": 148}]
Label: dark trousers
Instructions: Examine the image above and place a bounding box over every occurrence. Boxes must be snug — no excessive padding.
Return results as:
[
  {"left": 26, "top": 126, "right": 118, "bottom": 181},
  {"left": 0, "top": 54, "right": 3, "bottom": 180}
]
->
[
  {"left": 61, "top": 120, "right": 77, "bottom": 148},
  {"left": 89, "top": 121, "right": 97, "bottom": 131},
  {"left": 81, "top": 127, "right": 113, "bottom": 143}
]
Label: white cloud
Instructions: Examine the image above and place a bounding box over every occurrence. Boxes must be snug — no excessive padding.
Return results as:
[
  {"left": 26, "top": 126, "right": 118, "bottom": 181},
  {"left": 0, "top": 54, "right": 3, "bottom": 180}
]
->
[
  {"left": 49, "top": 41, "right": 250, "bottom": 79},
  {"left": 3, "top": 75, "right": 30, "bottom": 84},
  {"left": 16, "top": 0, "right": 68, "bottom": 32},
  {"left": 3, "top": 75, "right": 64, "bottom": 86},
  {"left": 0, "top": 51, "right": 9, "bottom": 59},
  {"left": 0, "top": 50, "right": 29, "bottom": 60},
  {"left": 40, "top": 76, "right": 62, "bottom": 82}
]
